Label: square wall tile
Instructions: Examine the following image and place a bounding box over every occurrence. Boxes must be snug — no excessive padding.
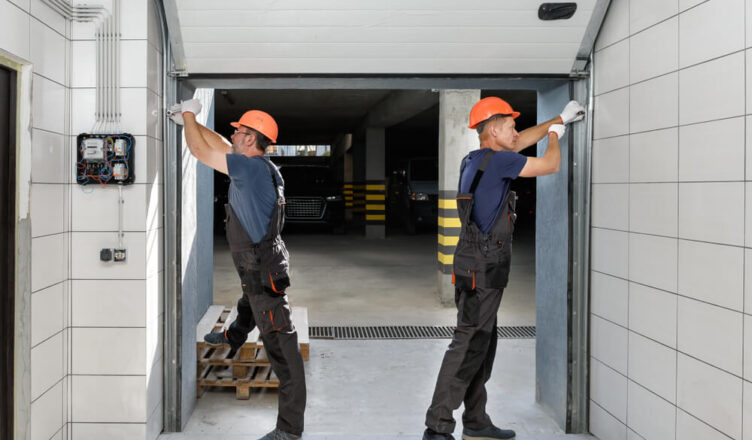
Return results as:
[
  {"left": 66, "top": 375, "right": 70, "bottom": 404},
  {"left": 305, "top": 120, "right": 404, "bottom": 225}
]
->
[
  {"left": 121, "top": 0, "right": 149, "bottom": 40},
  {"left": 592, "top": 184, "right": 629, "bottom": 231},
  {"left": 29, "top": 0, "right": 66, "bottom": 36},
  {"left": 679, "top": 0, "right": 744, "bottom": 68},
  {"left": 31, "top": 184, "right": 64, "bottom": 237},
  {"left": 29, "top": 17, "right": 66, "bottom": 86},
  {"left": 679, "top": 240, "right": 744, "bottom": 311},
  {"left": 72, "top": 279, "right": 146, "bottom": 327},
  {"left": 72, "top": 375, "right": 146, "bottom": 423},
  {"left": 31, "top": 129, "right": 67, "bottom": 184},
  {"left": 746, "top": 183, "right": 751, "bottom": 247},
  {"left": 32, "top": 74, "right": 66, "bottom": 135},
  {"left": 30, "top": 381, "right": 62, "bottom": 440},
  {"left": 629, "top": 282, "right": 677, "bottom": 348},
  {"left": 121, "top": 40, "right": 149, "bottom": 88},
  {"left": 630, "top": 0, "right": 678, "bottom": 34},
  {"left": 591, "top": 272, "right": 629, "bottom": 327},
  {"left": 591, "top": 357, "right": 628, "bottom": 423},
  {"left": 629, "top": 233, "right": 678, "bottom": 293},
  {"left": 590, "top": 401, "right": 627, "bottom": 440},
  {"left": 627, "top": 380, "right": 676, "bottom": 440},
  {"left": 71, "top": 184, "right": 148, "bottom": 232},
  {"left": 591, "top": 315, "right": 628, "bottom": 374},
  {"left": 628, "top": 331, "right": 676, "bottom": 403},
  {"left": 630, "top": 128, "right": 679, "bottom": 183},
  {"left": 678, "top": 296, "right": 743, "bottom": 376},
  {"left": 592, "top": 136, "right": 629, "bottom": 183},
  {"left": 31, "top": 332, "right": 63, "bottom": 401},
  {"left": 0, "top": 0, "right": 31, "bottom": 60},
  {"left": 677, "top": 409, "right": 732, "bottom": 440},
  {"left": 31, "top": 282, "right": 63, "bottom": 346},
  {"left": 70, "top": 40, "right": 95, "bottom": 88},
  {"left": 591, "top": 228, "right": 629, "bottom": 279},
  {"left": 594, "top": 88, "right": 629, "bottom": 140},
  {"left": 630, "top": 17, "right": 678, "bottom": 84},
  {"left": 679, "top": 52, "right": 745, "bottom": 126},
  {"left": 679, "top": 182, "right": 745, "bottom": 246},
  {"left": 595, "top": 0, "right": 629, "bottom": 51},
  {"left": 679, "top": 117, "right": 745, "bottom": 181},
  {"left": 745, "top": 315, "right": 752, "bottom": 380},
  {"left": 677, "top": 354, "right": 742, "bottom": 439},
  {"left": 630, "top": 73, "right": 678, "bottom": 134},
  {"left": 595, "top": 39, "right": 629, "bottom": 96},
  {"left": 629, "top": 183, "right": 677, "bottom": 237},
  {"left": 73, "top": 328, "right": 146, "bottom": 375},
  {"left": 146, "top": 42, "right": 162, "bottom": 96},
  {"left": 31, "top": 233, "right": 66, "bottom": 292},
  {"left": 122, "top": 88, "right": 149, "bottom": 135},
  {"left": 71, "top": 232, "right": 146, "bottom": 280},
  {"left": 71, "top": 424, "right": 146, "bottom": 440},
  {"left": 70, "top": 88, "right": 95, "bottom": 134},
  {"left": 147, "top": 0, "right": 163, "bottom": 55}
]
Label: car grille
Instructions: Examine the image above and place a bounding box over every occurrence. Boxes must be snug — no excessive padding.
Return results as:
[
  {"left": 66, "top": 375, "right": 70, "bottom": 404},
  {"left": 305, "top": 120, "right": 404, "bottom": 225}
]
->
[{"left": 285, "top": 197, "right": 325, "bottom": 220}]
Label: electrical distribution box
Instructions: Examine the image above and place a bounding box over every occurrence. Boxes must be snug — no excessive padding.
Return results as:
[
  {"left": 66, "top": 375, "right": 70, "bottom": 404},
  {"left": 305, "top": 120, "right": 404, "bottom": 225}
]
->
[{"left": 76, "top": 133, "right": 135, "bottom": 185}]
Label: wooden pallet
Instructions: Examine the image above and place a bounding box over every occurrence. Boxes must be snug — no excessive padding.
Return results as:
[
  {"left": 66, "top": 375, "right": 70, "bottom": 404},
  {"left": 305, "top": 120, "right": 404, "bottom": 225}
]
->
[{"left": 196, "top": 305, "right": 309, "bottom": 399}]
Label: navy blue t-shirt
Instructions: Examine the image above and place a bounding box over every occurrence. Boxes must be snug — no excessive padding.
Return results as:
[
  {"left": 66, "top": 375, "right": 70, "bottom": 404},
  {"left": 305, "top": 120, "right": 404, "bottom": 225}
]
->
[
  {"left": 458, "top": 149, "right": 528, "bottom": 234},
  {"left": 226, "top": 154, "right": 282, "bottom": 243}
]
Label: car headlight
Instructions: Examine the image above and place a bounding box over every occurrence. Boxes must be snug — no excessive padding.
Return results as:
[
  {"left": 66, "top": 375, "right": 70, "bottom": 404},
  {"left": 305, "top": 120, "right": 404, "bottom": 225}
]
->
[
  {"left": 411, "top": 192, "right": 429, "bottom": 201},
  {"left": 326, "top": 195, "right": 342, "bottom": 202}
]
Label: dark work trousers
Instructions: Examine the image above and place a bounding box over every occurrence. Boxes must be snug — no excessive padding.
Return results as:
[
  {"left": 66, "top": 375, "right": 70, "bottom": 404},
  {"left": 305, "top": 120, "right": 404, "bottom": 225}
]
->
[
  {"left": 425, "top": 286, "right": 503, "bottom": 434},
  {"left": 225, "top": 268, "right": 307, "bottom": 436}
]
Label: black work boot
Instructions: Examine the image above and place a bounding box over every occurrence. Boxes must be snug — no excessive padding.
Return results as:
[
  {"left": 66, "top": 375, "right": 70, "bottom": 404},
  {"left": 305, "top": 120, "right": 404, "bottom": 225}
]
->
[
  {"left": 462, "top": 425, "right": 515, "bottom": 440},
  {"left": 258, "top": 428, "right": 301, "bottom": 440},
  {"left": 423, "top": 428, "right": 456, "bottom": 440},
  {"left": 203, "top": 330, "right": 239, "bottom": 357}
]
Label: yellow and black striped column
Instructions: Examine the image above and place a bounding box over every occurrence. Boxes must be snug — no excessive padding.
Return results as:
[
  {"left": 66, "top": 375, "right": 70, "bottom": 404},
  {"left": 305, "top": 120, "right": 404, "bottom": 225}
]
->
[
  {"left": 353, "top": 182, "right": 366, "bottom": 218},
  {"left": 365, "top": 181, "right": 386, "bottom": 226},
  {"left": 343, "top": 183, "right": 354, "bottom": 221},
  {"left": 437, "top": 190, "right": 461, "bottom": 274}
]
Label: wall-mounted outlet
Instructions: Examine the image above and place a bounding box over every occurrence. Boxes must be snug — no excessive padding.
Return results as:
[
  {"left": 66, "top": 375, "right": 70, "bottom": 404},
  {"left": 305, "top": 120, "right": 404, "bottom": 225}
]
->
[{"left": 113, "top": 248, "right": 127, "bottom": 262}]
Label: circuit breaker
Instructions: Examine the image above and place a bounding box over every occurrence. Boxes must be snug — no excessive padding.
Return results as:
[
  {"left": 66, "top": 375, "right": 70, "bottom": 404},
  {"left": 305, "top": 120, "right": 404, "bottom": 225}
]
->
[{"left": 76, "top": 133, "right": 135, "bottom": 185}]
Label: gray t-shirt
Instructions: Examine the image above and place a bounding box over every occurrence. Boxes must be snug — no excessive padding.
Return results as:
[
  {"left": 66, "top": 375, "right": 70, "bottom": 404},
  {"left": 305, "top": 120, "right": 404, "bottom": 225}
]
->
[{"left": 225, "top": 154, "right": 282, "bottom": 243}]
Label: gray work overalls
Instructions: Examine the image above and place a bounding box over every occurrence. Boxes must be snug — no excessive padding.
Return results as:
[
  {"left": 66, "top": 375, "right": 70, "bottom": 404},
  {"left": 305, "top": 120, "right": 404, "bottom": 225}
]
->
[
  {"left": 224, "top": 157, "right": 306, "bottom": 436},
  {"left": 426, "top": 149, "right": 517, "bottom": 434}
]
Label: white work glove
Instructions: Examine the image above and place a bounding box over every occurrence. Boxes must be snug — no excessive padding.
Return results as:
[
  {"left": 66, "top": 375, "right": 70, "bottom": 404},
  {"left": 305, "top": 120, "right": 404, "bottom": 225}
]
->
[
  {"left": 559, "top": 100, "right": 586, "bottom": 124},
  {"left": 167, "top": 103, "right": 184, "bottom": 125},
  {"left": 548, "top": 124, "right": 566, "bottom": 140},
  {"left": 181, "top": 98, "right": 202, "bottom": 117}
]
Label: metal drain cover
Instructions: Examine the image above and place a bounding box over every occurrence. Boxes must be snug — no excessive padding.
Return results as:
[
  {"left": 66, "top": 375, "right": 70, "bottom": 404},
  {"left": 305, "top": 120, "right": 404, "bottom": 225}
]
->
[{"left": 309, "top": 326, "right": 535, "bottom": 340}]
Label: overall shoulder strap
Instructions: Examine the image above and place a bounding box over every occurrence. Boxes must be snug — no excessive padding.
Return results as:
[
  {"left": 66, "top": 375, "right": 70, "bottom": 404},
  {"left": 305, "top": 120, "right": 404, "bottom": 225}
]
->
[{"left": 468, "top": 149, "right": 495, "bottom": 195}]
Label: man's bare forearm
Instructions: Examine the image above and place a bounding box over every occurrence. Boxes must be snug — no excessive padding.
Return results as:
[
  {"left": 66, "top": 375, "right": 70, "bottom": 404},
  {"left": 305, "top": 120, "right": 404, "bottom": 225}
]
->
[
  {"left": 515, "top": 116, "right": 564, "bottom": 152},
  {"left": 197, "top": 124, "right": 232, "bottom": 153}
]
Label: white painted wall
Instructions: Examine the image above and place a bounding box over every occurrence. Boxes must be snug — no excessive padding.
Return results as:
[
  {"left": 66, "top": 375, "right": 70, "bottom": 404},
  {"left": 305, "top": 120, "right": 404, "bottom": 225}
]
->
[
  {"left": 0, "top": 0, "right": 164, "bottom": 438},
  {"left": 590, "top": 0, "right": 752, "bottom": 439}
]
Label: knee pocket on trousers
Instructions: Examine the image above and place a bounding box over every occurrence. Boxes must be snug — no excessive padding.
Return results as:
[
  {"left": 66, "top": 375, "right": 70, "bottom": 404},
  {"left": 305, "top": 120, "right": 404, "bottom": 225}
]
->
[
  {"left": 456, "top": 330, "right": 493, "bottom": 382},
  {"left": 258, "top": 300, "right": 293, "bottom": 334}
]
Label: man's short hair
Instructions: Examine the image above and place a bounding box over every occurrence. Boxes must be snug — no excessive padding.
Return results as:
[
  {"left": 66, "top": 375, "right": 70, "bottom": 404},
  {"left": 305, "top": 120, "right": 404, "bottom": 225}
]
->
[
  {"left": 476, "top": 113, "right": 511, "bottom": 135},
  {"left": 246, "top": 127, "right": 271, "bottom": 152}
]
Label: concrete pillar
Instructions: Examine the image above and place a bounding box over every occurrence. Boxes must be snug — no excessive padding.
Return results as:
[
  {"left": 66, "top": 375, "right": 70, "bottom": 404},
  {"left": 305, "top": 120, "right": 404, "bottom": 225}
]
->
[
  {"left": 437, "top": 89, "right": 480, "bottom": 305},
  {"left": 365, "top": 127, "right": 386, "bottom": 239}
]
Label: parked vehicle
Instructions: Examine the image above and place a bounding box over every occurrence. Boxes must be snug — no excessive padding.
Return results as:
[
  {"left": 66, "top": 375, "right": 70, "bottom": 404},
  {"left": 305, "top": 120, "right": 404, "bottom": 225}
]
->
[
  {"left": 387, "top": 157, "right": 438, "bottom": 234},
  {"left": 276, "top": 163, "right": 345, "bottom": 233}
]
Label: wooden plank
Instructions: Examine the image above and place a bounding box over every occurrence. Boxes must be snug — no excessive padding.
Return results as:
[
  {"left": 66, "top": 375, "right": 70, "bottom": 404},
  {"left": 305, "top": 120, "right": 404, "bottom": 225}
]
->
[{"left": 196, "top": 305, "right": 226, "bottom": 343}]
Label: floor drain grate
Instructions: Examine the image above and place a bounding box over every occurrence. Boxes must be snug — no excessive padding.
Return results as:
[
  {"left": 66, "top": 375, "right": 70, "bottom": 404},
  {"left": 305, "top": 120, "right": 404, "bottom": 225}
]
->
[{"left": 309, "top": 326, "right": 535, "bottom": 340}]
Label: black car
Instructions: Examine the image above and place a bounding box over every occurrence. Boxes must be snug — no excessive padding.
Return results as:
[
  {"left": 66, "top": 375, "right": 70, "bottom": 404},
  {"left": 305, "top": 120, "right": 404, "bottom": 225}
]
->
[{"left": 276, "top": 164, "right": 345, "bottom": 233}]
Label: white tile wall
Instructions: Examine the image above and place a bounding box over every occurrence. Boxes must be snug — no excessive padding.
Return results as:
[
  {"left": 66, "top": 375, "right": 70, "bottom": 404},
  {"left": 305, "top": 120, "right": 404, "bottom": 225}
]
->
[
  {"left": 747, "top": 118, "right": 752, "bottom": 180},
  {"left": 71, "top": 232, "right": 147, "bottom": 279},
  {"left": 72, "top": 328, "right": 146, "bottom": 375},
  {"left": 591, "top": 272, "right": 629, "bottom": 327},
  {"left": 629, "top": 73, "right": 678, "bottom": 134},
  {"left": 592, "top": 228, "right": 629, "bottom": 278},
  {"left": 0, "top": 0, "right": 31, "bottom": 60},
  {"left": 590, "top": 402, "right": 627, "bottom": 440},
  {"left": 121, "top": 40, "right": 149, "bottom": 88},
  {"left": 591, "top": 357, "right": 629, "bottom": 423},
  {"left": 31, "top": 332, "right": 63, "bottom": 400},
  {"left": 595, "top": 39, "right": 629, "bottom": 96},
  {"left": 121, "top": 0, "right": 149, "bottom": 40},
  {"left": 71, "top": 424, "right": 146, "bottom": 440},
  {"left": 629, "top": 183, "right": 677, "bottom": 237},
  {"left": 627, "top": 380, "right": 676, "bottom": 440},
  {"left": 31, "top": 233, "right": 66, "bottom": 292},
  {"left": 31, "top": 184, "right": 64, "bottom": 237},
  {"left": 678, "top": 0, "right": 704, "bottom": 12},
  {"left": 746, "top": 249, "right": 752, "bottom": 313},
  {"left": 593, "top": 136, "right": 629, "bottom": 184},
  {"left": 71, "top": 375, "right": 147, "bottom": 423},
  {"left": 594, "top": 0, "right": 629, "bottom": 51},
  {"left": 678, "top": 240, "right": 744, "bottom": 311},
  {"left": 629, "top": 283, "right": 677, "bottom": 348},
  {"left": 147, "top": 401, "right": 163, "bottom": 440},
  {"left": 630, "top": 17, "right": 678, "bottom": 85},
  {"left": 745, "top": 315, "right": 752, "bottom": 380},
  {"left": 594, "top": 88, "right": 630, "bottom": 140},
  {"left": 32, "top": 74, "right": 66, "bottom": 134},
  {"left": 677, "top": 296, "right": 743, "bottom": 376},
  {"left": 71, "top": 184, "right": 148, "bottom": 232},
  {"left": 676, "top": 409, "right": 732, "bottom": 440},
  {"left": 31, "top": 129, "right": 67, "bottom": 183},
  {"left": 746, "top": 183, "right": 751, "bottom": 247},
  {"left": 677, "top": 353, "right": 742, "bottom": 439},
  {"left": 31, "top": 281, "right": 63, "bottom": 346},
  {"left": 629, "top": 234, "right": 677, "bottom": 292},
  {"left": 30, "top": 381, "right": 63, "bottom": 440},
  {"left": 29, "top": 16, "right": 66, "bottom": 85},
  {"left": 70, "top": 40, "right": 95, "bottom": 88},
  {"left": 629, "top": 0, "right": 677, "bottom": 34},
  {"left": 8, "top": 0, "right": 29, "bottom": 11},
  {"left": 679, "top": 52, "right": 746, "bottom": 126},
  {"left": 29, "top": 0, "right": 65, "bottom": 36},
  {"left": 679, "top": 117, "right": 745, "bottom": 182},
  {"left": 628, "top": 331, "right": 676, "bottom": 403},
  {"left": 678, "top": 0, "right": 744, "bottom": 69},
  {"left": 629, "top": 128, "right": 678, "bottom": 183},
  {"left": 592, "top": 315, "right": 628, "bottom": 374},
  {"left": 72, "top": 279, "right": 146, "bottom": 327},
  {"left": 592, "top": 184, "right": 629, "bottom": 230},
  {"left": 678, "top": 182, "right": 745, "bottom": 246},
  {"left": 745, "top": 381, "right": 752, "bottom": 440}
]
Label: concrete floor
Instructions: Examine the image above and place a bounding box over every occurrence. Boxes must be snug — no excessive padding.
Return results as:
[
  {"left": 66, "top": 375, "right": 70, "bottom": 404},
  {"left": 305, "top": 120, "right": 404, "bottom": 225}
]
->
[{"left": 162, "top": 227, "right": 593, "bottom": 440}]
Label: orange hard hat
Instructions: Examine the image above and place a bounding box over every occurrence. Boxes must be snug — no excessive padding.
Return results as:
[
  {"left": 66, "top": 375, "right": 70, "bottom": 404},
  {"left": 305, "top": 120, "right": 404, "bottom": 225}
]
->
[
  {"left": 468, "top": 97, "right": 520, "bottom": 129},
  {"left": 231, "top": 110, "right": 278, "bottom": 143}
]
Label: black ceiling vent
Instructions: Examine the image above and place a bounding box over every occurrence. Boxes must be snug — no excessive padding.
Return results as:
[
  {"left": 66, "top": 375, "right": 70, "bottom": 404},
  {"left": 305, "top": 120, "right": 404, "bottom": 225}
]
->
[{"left": 538, "top": 3, "right": 578, "bottom": 20}]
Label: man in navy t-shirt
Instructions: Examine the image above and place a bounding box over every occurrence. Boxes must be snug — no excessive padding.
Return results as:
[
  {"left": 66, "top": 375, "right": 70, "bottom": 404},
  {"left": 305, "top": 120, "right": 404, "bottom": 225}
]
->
[{"left": 424, "top": 97, "right": 586, "bottom": 440}]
